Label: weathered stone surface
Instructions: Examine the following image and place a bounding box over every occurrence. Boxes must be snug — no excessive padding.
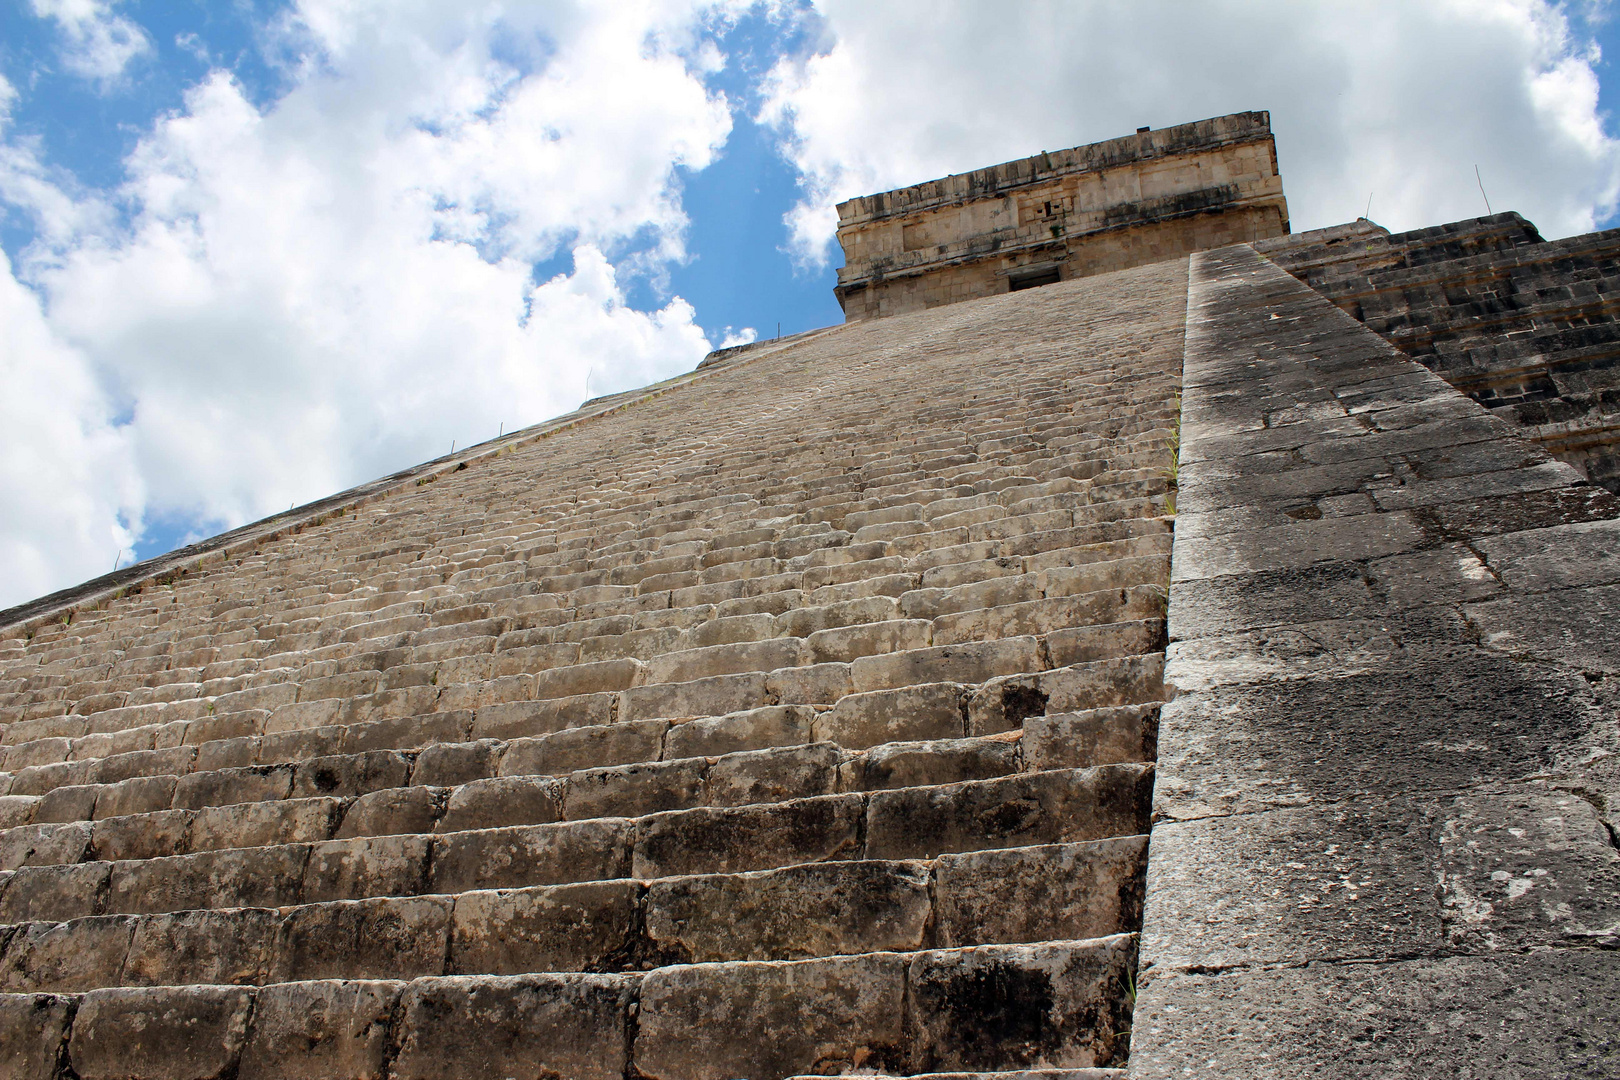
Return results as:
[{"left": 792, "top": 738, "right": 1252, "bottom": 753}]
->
[
  {"left": 865, "top": 766, "right": 1152, "bottom": 861},
  {"left": 0, "top": 993, "right": 73, "bottom": 1080},
  {"left": 646, "top": 860, "right": 932, "bottom": 962},
  {"left": 1432, "top": 787, "right": 1620, "bottom": 949},
  {"left": 273, "top": 896, "right": 451, "bottom": 981},
  {"left": 1131, "top": 948, "right": 1620, "bottom": 1078},
  {"left": 665, "top": 704, "right": 816, "bottom": 758},
  {"left": 933, "top": 838, "right": 1147, "bottom": 948},
  {"left": 123, "top": 908, "right": 278, "bottom": 986},
  {"left": 391, "top": 974, "right": 633, "bottom": 1080},
  {"left": 1022, "top": 706, "right": 1158, "bottom": 772},
  {"left": 301, "top": 834, "right": 428, "bottom": 903},
  {"left": 0, "top": 917, "right": 134, "bottom": 993},
  {"left": 1141, "top": 242, "right": 1620, "bottom": 1076},
  {"left": 1153, "top": 648, "right": 1608, "bottom": 820},
  {"left": 907, "top": 937, "right": 1137, "bottom": 1072},
  {"left": 636, "top": 954, "right": 907, "bottom": 1079},
  {"left": 237, "top": 980, "right": 400, "bottom": 1080},
  {"left": 449, "top": 881, "right": 640, "bottom": 975},
  {"left": 815, "top": 683, "right": 967, "bottom": 748},
  {"left": 431, "top": 818, "right": 632, "bottom": 893},
  {"left": 1141, "top": 799, "right": 1441, "bottom": 972},
  {"left": 436, "top": 775, "right": 559, "bottom": 832},
  {"left": 68, "top": 985, "right": 254, "bottom": 1080},
  {"left": 845, "top": 736, "right": 1020, "bottom": 791},
  {"left": 634, "top": 794, "right": 864, "bottom": 879},
  {"left": 2, "top": 862, "right": 109, "bottom": 922}
]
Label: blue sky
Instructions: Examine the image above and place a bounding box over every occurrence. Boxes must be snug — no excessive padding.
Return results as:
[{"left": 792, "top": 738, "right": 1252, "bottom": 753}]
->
[{"left": 3, "top": 0, "right": 1619, "bottom": 606}]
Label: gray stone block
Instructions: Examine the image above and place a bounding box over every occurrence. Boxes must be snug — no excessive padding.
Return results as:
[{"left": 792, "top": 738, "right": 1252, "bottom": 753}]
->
[
  {"left": 391, "top": 973, "right": 633, "bottom": 1080},
  {"left": 69, "top": 985, "right": 254, "bottom": 1080}
]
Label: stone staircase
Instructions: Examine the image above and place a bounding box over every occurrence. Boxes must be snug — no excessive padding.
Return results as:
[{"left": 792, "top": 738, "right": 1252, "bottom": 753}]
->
[
  {"left": 1259, "top": 212, "right": 1620, "bottom": 492},
  {"left": 0, "top": 259, "right": 1185, "bottom": 1079}
]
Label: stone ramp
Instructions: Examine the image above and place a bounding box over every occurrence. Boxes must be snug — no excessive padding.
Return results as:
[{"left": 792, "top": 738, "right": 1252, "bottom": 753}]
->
[
  {"left": 1132, "top": 244, "right": 1620, "bottom": 1076},
  {"left": 0, "top": 259, "right": 1185, "bottom": 1078}
]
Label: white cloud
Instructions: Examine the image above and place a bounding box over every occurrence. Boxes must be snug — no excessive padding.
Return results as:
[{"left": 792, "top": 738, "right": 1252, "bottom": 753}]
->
[
  {"left": 762, "top": 0, "right": 1620, "bottom": 262},
  {"left": 0, "top": 0, "right": 743, "bottom": 606},
  {"left": 0, "top": 247, "right": 142, "bottom": 604},
  {"left": 31, "top": 0, "right": 152, "bottom": 85}
]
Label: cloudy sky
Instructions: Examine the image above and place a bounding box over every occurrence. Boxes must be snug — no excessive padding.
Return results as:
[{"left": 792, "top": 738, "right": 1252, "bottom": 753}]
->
[{"left": 2, "top": 0, "right": 1618, "bottom": 608}]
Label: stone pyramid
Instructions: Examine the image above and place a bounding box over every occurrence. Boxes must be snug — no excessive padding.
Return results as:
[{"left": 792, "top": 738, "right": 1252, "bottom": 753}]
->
[{"left": 1, "top": 114, "right": 1616, "bottom": 1079}]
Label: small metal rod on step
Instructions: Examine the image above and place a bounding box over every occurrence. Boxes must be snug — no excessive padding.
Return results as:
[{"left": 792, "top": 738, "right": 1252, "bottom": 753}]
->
[{"left": 1476, "top": 165, "right": 1492, "bottom": 215}]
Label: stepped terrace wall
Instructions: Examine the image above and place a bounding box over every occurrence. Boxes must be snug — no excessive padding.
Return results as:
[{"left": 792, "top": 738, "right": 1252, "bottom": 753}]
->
[
  {"left": 1261, "top": 213, "right": 1620, "bottom": 493},
  {"left": 0, "top": 259, "right": 1186, "bottom": 1079}
]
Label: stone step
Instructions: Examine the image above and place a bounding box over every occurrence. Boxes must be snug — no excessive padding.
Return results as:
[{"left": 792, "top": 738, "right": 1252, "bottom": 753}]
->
[
  {"left": 0, "top": 649, "right": 1165, "bottom": 812},
  {"left": 0, "top": 935, "right": 1135, "bottom": 1079},
  {"left": 0, "top": 836, "right": 1147, "bottom": 992},
  {"left": 0, "top": 526, "right": 1173, "bottom": 738},
  {"left": 0, "top": 577, "right": 1162, "bottom": 755},
  {"left": 0, "top": 763, "right": 1154, "bottom": 921},
  {"left": 0, "top": 702, "right": 1160, "bottom": 871}
]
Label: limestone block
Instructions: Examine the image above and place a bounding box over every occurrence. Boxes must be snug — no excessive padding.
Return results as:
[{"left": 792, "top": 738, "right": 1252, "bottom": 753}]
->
[
  {"left": 1431, "top": 787, "right": 1620, "bottom": 950},
  {"left": 865, "top": 766, "right": 1152, "bottom": 861},
  {"left": 90, "top": 746, "right": 195, "bottom": 785},
  {"left": 645, "top": 639, "right": 807, "bottom": 685},
  {"left": 391, "top": 974, "right": 633, "bottom": 1080},
  {"left": 302, "top": 834, "right": 428, "bottom": 903},
  {"left": 705, "top": 743, "right": 841, "bottom": 806},
  {"left": 766, "top": 662, "right": 853, "bottom": 705},
  {"left": 0, "top": 993, "right": 73, "bottom": 1080},
  {"left": 852, "top": 638, "right": 1041, "bottom": 694},
  {"left": 123, "top": 907, "right": 278, "bottom": 987},
  {"left": 0, "top": 795, "right": 38, "bottom": 828},
  {"left": 645, "top": 860, "right": 931, "bottom": 963},
  {"left": 664, "top": 705, "right": 816, "bottom": 759},
  {"left": 108, "top": 846, "right": 304, "bottom": 915},
  {"left": 273, "top": 896, "right": 452, "bottom": 981},
  {"left": 969, "top": 656, "right": 1165, "bottom": 736},
  {"left": 636, "top": 954, "right": 907, "bottom": 1080},
  {"left": 237, "top": 980, "right": 401, "bottom": 1080},
  {"left": 412, "top": 739, "right": 501, "bottom": 786},
  {"left": 429, "top": 819, "right": 633, "bottom": 893},
  {"left": 815, "top": 683, "right": 967, "bottom": 749},
  {"left": 807, "top": 619, "right": 932, "bottom": 664},
  {"left": 190, "top": 798, "right": 343, "bottom": 852},
  {"left": 290, "top": 750, "right": 410, "bottom": 800},
  {"left": 171, "top": 764, "right": 292, "bottom": 811},
  {"left": 565, "top": 758, "right": 706, "bottom": 821},
  {"left": 502, "top": 720, "right": 667, "bottom": 777},
  {"left": 906, "top": 938, "right": 1136, "bottom": 1072},
  {"left": 532, "top": 658, "right": 642, "bottom": 701},
  {"left": 90, "top": 809, "right": 191, "bottom": 862},
  {"left": 472, "top": 694, "right": 613, "bottom": 740},
  {"left": 845, "top": 737, "right": 1020, "bottom": 792},
  {"left": 337, "top": 786, "right": 441, "bottom": 839},
  {"left": 633, "top": 794, "right": 864, "bottom": 879},
  {"left": 1022, "top": 705, "right": 1159, "bottom": 771},
  {"left": 0, "top": 916, "right": 135, "bottom": 993},
  {"left": 69, "top": 985, "right": 254, "bottom": 1080},
  {"left": 619, "top": 673, "right": 771, "bottom": 722},
  {"left": 191, "top": 735, "right": 259, "bottom": 772},
  {"left": 0, "top": 821, "right": 91, "bottom": 870},
  {"left": 93, "top": 775, "right": 177, "bottom": 820},
  {"left": 1, "top": 862, "right": 109, "bottom": 922},
  {"left": 449, "top": 880, "right": 641, "bottom": 975},
  {"left": 933, "top": 837, "right": 1147, "bottom": 947},
  {"left": 775, "top": 595, "right": 900, "bottom": 638},
  {"left": 32, "top": 784, "right": 99, "bottom": 824}
]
